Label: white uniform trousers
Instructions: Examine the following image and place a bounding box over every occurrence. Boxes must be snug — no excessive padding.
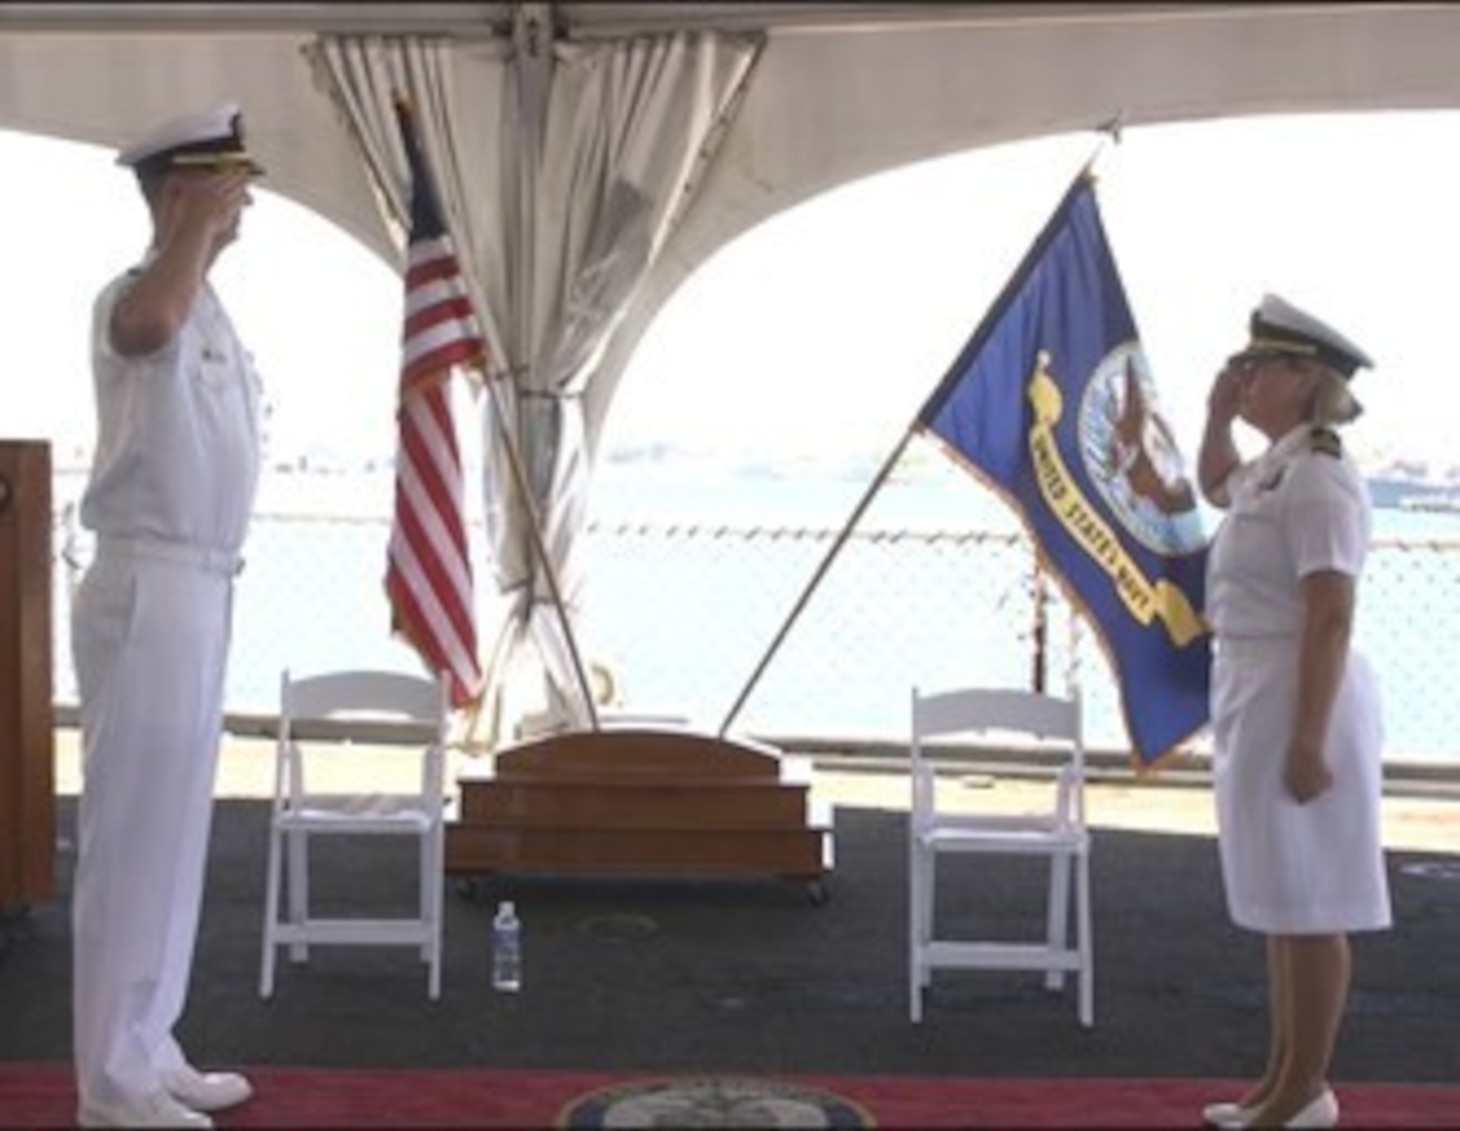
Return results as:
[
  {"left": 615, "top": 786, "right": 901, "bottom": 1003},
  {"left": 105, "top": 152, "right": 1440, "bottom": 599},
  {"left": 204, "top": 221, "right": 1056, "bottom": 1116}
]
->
[{"left": 71, "top": 551, "right": 235, "bottom": 1108}]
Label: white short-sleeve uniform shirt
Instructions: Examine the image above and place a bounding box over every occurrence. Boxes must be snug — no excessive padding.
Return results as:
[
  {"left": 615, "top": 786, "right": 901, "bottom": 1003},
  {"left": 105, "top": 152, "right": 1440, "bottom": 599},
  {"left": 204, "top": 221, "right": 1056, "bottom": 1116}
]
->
[
  {"left": 1205, "top": 425, "right": 1391, "bottom": 934},
  {"left": 80, "top": 272, "right": 261, "bottom": 552}
]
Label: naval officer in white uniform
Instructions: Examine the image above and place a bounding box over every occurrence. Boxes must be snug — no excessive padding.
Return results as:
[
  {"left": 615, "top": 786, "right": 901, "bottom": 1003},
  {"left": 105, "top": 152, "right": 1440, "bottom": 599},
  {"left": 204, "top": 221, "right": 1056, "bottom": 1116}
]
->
[
  {"left": 71, "top": 103, "right": 265, "bottom": 1129},
  {"left": 1196, "top": 295, "right": 1390, "bottom": 1131}
]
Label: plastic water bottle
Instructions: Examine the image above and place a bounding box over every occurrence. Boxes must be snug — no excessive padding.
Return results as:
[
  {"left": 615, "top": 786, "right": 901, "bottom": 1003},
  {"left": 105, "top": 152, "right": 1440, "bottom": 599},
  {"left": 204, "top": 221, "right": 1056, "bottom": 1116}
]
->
[{"left": 491, "top": 900, "right": 522, "bottom": 992}]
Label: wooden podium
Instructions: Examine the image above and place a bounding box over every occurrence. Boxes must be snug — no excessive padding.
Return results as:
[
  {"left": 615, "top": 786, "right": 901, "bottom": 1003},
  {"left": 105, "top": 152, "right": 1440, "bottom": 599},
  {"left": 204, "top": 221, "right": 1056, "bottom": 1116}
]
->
[
  {"left": 445, "top": 725, "right": 833, "bottom": 902},
  {"left": 0, "top": 440, "right": 55, "bottom": 913}
]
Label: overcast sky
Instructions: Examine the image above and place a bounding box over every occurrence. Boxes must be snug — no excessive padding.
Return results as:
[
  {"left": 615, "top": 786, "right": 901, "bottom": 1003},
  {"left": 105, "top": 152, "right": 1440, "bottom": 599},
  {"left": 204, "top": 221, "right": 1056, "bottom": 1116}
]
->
[{"left": 5, "top": 108, "right": 1459, "bottom": 474}]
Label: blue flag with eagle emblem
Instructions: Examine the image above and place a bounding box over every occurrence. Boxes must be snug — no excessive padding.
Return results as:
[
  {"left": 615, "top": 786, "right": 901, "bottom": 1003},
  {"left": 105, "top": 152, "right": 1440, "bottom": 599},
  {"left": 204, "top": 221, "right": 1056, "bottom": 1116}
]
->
[{"left": 918, "top": 169, "right": 1211, "bottom": 768}]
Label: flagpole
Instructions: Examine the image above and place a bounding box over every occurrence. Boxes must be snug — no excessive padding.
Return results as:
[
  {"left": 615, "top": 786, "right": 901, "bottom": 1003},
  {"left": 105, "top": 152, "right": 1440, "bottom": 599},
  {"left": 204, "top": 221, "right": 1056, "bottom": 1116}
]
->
[
  {"left": 479, "top": 371, "right": 602, "bottom": 732},
  {"left": 717, "top": 122, "right": 1122, "bottom": 738},
  {"left": 716, "top": 427, "right": 918, "bottom": 737},
  {"left": 1031, "top": 555, "right": 1047, "bottom": 694}
]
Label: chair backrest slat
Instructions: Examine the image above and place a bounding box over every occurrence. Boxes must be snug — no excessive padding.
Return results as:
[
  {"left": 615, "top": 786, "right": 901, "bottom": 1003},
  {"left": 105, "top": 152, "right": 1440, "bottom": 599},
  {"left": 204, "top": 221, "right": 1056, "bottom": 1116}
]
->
[
  {"left": 913, "top": 686, "right": 1080, "bottom": 745},
  {"left": 283, "top": 669, "right": 446, "bottom": 728}
]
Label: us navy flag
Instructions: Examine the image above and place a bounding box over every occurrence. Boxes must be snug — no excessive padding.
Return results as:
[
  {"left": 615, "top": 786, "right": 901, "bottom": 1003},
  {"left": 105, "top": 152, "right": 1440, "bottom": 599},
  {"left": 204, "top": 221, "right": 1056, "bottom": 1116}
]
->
[{"left": 919, "top": 170, "right": 1210, "bottom": 768}]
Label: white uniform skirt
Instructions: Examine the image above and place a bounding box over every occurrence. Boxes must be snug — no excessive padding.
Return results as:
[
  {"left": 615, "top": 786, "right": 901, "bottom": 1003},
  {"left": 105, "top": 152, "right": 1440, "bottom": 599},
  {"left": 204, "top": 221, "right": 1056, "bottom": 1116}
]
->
[{"left": 1211, "top": 638, "right": 1392, "bottom": 935}]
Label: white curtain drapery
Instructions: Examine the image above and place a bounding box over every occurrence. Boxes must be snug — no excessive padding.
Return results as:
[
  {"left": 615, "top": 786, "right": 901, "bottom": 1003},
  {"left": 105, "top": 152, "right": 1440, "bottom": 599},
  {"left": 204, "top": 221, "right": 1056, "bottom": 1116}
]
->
[{"left": 309, "top": 26, "right": 762, "bottom": 743}]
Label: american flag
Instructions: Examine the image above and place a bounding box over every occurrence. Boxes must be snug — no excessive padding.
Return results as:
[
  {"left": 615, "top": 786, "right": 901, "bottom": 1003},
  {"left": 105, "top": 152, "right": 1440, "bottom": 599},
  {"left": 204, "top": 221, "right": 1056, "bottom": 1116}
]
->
[{"left": 385, "top": 96, "right": 484, "bottom": 709}]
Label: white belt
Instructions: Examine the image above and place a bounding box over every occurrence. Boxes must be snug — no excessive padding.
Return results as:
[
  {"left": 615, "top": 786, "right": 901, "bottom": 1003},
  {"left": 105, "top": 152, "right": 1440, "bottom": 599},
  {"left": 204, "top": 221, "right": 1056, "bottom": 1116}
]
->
[{"left": 96, "top": 535, "right": 245, "bottom": 578}]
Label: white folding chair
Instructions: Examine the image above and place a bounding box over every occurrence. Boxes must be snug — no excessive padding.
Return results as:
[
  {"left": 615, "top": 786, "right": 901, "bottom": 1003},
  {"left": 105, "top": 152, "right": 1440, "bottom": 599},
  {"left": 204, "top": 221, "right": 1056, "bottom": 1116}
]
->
[
  {"left": 907, "top": 685, "right": 1093, "bottom": 1027},
  {"left": 259, "top": 668, "right": 451, "bottom": 1000}
]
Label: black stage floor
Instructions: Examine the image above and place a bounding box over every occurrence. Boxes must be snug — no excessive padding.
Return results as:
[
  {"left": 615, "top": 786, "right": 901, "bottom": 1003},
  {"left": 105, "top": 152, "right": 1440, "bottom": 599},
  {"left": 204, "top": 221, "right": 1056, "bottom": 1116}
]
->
[{"left": 2, "top": 798, "right": 1457, "bottom": 1083}]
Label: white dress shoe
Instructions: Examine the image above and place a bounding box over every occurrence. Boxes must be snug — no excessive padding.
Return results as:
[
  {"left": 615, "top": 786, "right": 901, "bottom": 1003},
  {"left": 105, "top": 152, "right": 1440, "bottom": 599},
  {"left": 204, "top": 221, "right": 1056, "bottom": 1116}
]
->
[
  {"left": 1284, "top": 1088, "right": 1339, "bottom": 1128},
  {"left": 1203, "top": 1101, "right": 1257, "bottom": 1128},
  {"left": 162, "top": 1066, "right": 254, "bottom": 1113},
  {"left": 77, "top": 1088, "right": 214, "bottom": 1129}
]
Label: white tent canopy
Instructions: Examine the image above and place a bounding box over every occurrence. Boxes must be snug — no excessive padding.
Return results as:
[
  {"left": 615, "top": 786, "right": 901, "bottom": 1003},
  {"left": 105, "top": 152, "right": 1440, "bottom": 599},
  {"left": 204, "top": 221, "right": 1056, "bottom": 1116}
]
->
[
  {"left": 6, "top": 1, "right": 1460, "bottom": 730},
  {"left": 7, "top": 2, "right": 1460, "bottom": 429}
]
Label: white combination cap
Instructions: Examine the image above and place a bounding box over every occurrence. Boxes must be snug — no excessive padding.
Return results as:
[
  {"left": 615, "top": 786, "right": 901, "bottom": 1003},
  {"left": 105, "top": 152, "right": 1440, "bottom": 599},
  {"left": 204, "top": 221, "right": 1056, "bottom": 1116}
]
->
[
  {"left": 1243, "top": 292, "right": 1372, "bottom": 379},
  {"left": 115, "top": 101, "right": 265, "bottom": 178}
]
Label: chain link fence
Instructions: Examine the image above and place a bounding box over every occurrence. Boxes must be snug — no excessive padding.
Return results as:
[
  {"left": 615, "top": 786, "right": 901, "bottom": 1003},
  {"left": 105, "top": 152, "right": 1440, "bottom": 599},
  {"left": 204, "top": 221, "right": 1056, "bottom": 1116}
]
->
[{"left": 50, "top": 505, "right": 1460, "bottom": 767}]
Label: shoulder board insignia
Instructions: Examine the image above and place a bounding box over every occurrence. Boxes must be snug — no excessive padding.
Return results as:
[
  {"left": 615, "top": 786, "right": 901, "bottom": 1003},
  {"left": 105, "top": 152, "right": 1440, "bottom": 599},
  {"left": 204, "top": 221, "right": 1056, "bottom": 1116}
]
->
[{"left": 1309, "top": 427, "right": 1342, "bottom": 458}]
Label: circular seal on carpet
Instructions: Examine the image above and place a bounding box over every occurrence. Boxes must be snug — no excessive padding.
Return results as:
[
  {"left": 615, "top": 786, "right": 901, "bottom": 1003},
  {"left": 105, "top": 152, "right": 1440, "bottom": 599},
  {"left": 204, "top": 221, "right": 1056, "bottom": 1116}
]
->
[{"left": 558, "top": 1075, "right": 876, "bottom": 1129}]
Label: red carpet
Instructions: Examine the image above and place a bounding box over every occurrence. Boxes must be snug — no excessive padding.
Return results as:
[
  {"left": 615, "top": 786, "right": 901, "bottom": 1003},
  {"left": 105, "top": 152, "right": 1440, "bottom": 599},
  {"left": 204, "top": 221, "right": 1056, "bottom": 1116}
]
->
[{"left": 2, "top": 1064, "right": 1456, "bottom": 1127}]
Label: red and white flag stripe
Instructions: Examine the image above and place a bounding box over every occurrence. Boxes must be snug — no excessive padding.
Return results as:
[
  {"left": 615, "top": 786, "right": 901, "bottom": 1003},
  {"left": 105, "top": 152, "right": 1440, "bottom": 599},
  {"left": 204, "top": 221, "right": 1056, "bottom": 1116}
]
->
[{"left": 385, "top": 97, "right": 486, "bottom": 710}]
